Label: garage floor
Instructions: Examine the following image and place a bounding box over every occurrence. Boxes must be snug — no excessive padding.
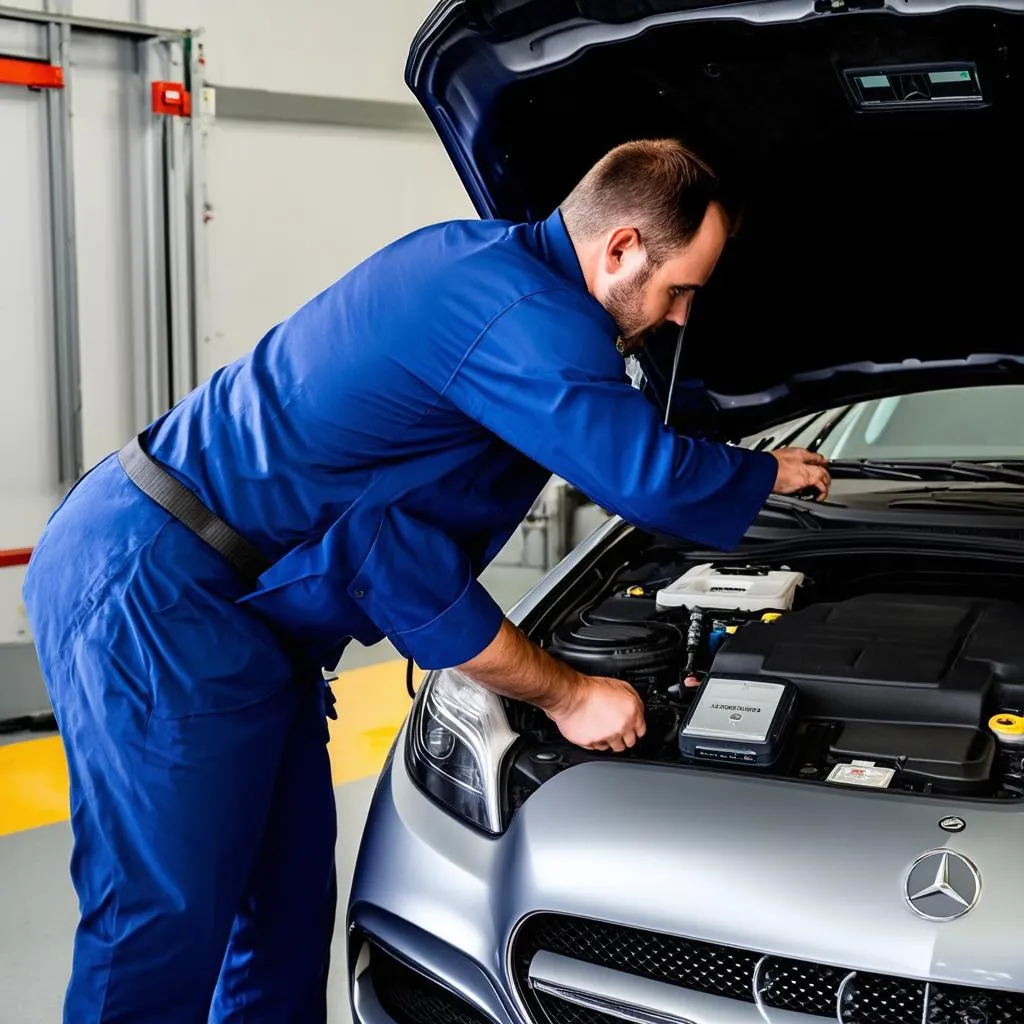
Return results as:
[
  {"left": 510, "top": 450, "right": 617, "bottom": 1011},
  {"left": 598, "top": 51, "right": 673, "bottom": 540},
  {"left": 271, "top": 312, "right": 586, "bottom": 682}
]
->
[{"left": 0, "top": 563, "right": 543, "bottom": 1023}]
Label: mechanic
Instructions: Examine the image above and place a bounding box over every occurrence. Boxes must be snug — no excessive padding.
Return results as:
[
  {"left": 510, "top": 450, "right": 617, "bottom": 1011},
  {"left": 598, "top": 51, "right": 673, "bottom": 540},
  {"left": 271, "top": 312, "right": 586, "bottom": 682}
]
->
[{"left": 22, "top": 138, "right": 829, "bottom": 1022}]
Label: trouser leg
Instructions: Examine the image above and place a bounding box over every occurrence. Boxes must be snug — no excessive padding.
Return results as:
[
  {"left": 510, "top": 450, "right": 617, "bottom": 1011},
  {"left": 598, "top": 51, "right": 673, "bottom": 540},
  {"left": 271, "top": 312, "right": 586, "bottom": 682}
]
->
[
  {"left": 49, "top": 632, "right": 300, "bottom": 1024},
  {"left": 210, "top": 679, "right": 339, "bottom": 1023}
]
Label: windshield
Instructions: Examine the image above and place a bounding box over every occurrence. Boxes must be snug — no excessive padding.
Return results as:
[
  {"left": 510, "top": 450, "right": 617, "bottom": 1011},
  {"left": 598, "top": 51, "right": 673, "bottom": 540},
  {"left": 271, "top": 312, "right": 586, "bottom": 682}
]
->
[{"left": 779, "top": 385, "right": 1024, "bottom": 462}]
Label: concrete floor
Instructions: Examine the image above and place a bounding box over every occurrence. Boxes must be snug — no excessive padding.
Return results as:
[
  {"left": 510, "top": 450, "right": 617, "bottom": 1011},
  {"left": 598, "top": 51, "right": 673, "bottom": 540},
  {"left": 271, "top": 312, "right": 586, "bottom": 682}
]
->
[{"left": 0, "top": 562, "right": 543, "bottom": 1023}]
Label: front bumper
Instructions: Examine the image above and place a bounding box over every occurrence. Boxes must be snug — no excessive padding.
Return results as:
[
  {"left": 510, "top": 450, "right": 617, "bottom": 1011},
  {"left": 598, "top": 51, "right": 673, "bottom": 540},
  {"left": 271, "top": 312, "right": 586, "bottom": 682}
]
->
[{"left": 347, "top": 728, "right": 1024, "bottom": 1024}]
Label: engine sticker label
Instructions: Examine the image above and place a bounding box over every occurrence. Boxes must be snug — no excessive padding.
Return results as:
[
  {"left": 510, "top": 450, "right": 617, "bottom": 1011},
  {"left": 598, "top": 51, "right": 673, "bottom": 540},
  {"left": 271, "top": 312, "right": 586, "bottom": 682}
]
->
[{"left": 827, "top": 763, "right": 895, "bottom": 789}]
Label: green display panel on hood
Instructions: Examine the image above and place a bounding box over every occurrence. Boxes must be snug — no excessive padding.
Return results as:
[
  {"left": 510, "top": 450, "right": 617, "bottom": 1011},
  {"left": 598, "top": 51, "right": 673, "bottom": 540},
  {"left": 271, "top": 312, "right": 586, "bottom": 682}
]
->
[{"left": 845, "top": 63, "right": 983, "bottom": 109}]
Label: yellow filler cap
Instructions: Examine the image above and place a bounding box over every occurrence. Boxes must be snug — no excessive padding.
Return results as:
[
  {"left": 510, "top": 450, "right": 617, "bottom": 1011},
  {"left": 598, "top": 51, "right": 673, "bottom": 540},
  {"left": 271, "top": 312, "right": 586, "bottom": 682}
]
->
[{"left": 989, "top": 713, "right": 1024, "bottom": 736}]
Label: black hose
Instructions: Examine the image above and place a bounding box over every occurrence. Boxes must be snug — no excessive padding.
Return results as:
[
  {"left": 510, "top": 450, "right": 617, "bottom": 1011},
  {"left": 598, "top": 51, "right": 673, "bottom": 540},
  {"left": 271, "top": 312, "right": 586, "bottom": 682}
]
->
[{"left": 406, "top": 657, "right": 416, "bottom": 700}]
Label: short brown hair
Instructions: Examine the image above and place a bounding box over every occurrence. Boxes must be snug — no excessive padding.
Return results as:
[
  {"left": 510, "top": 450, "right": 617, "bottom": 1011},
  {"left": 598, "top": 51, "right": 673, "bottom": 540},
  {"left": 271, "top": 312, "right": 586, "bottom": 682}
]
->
[{"left": 559, "top": 139, "right": 733, "bottom": 266}]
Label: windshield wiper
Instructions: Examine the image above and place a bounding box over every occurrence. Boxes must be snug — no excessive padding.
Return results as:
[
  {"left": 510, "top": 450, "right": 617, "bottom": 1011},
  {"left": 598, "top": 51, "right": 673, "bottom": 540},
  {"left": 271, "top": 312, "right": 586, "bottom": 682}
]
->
[
  {"left": 828, "top": 459, "right": 1024, "bottom": 485},
  {"left": 827, "top": 459, "right": 925, "bottom": 480},
  {"left": 949, "top": 461, "right": 1024, "bottom": 484},
  {"left": 888, "top": 494, "right": 1024, "bottom": 513},
  {"left": 759, "top": 494, "right": 825, "bottom": 529},
  {"left": 807, "top": 405, "right": 854, "bottom": 453}
]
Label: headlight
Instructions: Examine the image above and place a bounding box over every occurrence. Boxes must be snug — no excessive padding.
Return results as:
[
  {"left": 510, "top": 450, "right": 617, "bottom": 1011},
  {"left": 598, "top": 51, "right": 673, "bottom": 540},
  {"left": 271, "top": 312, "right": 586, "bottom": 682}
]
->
[{"left": 406, "top": 668, "right": 519, "bottom": 834}]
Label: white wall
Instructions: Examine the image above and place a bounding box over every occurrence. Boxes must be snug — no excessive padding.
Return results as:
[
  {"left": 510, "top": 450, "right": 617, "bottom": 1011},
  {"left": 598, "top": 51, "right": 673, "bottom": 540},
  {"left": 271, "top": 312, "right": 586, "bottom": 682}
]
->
[
  {"left": 146, "top": 0, "right": 443, "bottom": 104},
  {"left": 21, "top": 0, "right": 440, "bottom": 103},
  {"left": 180, "top": 0, "right": 477, "bottom": 380},
  {"left": 156, "top": 0, "right": 477, "bottom": 373},
  {"left": 200, "top": 118, "right": 473, "bottom": 375}
]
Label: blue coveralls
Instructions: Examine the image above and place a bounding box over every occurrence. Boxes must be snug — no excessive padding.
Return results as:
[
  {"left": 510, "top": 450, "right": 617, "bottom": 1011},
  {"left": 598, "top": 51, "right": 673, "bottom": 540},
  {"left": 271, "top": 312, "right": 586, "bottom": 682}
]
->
[{"left": 22, "top": 209, "right": 778, "bottom": 1021}]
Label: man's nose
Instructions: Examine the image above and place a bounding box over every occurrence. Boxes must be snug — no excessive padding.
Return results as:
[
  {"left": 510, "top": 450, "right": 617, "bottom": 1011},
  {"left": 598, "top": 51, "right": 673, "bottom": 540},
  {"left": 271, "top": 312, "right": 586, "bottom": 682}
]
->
[{"left": 665, "top": 295, "right": 692, "bottom": 327}]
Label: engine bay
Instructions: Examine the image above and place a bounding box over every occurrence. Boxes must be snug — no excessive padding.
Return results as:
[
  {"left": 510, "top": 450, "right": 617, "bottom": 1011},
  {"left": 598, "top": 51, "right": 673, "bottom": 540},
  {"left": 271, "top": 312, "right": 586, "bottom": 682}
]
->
[{"left": 506, "top": 538, "right": 1024, "bottom": 810}]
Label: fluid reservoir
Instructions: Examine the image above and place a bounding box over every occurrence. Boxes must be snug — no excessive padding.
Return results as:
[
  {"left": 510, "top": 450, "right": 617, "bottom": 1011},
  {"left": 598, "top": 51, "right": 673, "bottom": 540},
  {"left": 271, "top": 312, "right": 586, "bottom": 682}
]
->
[
  {"left": 988, "top": 712, "right": 1024, "bottom": 746},
  {"left": 656, "top": 564, "right": 804, "bottom": 613}
]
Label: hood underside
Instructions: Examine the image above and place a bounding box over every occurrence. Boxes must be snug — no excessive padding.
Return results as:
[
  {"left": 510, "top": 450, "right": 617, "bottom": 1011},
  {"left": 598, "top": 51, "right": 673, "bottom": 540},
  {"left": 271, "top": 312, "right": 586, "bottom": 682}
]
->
[{"left": 409, "top": 1, "right": 1024, "bottom": 436}]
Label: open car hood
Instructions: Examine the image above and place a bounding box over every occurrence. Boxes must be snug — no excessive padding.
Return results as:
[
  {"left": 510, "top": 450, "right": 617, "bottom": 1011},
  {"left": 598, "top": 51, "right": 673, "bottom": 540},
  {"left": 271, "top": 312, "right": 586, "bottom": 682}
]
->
[{"left": 408, "top": 0, "right": 1024, "bottom": 438}]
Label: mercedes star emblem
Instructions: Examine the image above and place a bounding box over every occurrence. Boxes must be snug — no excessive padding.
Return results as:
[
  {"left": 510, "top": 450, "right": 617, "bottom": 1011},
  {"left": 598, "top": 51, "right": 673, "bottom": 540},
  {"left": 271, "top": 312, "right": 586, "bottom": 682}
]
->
[{"left": 905, "top": 850, "right": 980, "bottom": 921}]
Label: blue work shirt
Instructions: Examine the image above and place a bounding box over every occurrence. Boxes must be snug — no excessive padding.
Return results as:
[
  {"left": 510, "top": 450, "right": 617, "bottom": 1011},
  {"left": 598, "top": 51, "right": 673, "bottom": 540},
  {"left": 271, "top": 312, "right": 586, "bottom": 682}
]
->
[{"left": 143, "top": 209, "right": 778, "bottom": 670}]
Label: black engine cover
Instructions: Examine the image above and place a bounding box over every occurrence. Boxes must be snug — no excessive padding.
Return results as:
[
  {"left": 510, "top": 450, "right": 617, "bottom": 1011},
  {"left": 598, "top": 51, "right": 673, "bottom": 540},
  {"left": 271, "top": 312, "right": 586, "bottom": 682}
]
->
[{"left": 710, "top": 593, "right": 1024, "bottom": 726}]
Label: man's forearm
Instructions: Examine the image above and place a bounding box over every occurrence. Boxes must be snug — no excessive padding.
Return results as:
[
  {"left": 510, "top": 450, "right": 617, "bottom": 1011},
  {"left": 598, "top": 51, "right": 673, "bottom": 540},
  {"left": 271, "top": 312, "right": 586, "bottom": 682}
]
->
[{"left": 456, "top": 618, "right": 580, "bottom": 715}]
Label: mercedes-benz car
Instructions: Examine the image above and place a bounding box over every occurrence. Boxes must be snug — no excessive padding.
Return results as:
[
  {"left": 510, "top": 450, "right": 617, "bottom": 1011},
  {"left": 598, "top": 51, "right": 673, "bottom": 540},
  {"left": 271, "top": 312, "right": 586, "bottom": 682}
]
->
[{"left": 346, "top": 2, "right": 1024, "bottom": 1022}]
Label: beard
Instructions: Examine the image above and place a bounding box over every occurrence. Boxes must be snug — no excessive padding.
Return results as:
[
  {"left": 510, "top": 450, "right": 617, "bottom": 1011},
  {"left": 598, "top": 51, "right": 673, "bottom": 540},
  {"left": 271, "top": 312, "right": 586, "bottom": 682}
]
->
[{"left": 604, "top": 261, "right": 655, "bottom": 349}]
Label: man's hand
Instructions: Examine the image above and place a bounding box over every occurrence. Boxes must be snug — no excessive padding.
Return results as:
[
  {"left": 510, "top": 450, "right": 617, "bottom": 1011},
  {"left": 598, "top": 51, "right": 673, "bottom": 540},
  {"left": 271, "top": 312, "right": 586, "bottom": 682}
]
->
[
  {"left": 544, "top": 675, "right": 646, "bottom": 752},
  {"left": 770, "top": 447, "right": 831, "bottom": 501},
  {"left": 457, "top": 619, "right": 647, "bottom": 752}
]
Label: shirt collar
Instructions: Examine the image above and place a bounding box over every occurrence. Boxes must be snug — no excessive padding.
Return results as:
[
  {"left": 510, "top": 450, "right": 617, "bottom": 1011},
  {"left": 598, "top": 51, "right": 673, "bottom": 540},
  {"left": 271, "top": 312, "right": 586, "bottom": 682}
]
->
[{"left": 537, "top": 207, "right": 587, "bottom": 289}]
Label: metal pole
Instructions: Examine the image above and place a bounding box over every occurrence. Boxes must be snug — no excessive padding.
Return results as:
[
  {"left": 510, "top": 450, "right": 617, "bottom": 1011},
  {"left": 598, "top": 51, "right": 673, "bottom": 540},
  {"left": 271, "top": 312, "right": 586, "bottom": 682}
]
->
[
  {"left": 187, "top": 32, "right": 208, "bottom": 389},
  {"left": 45, "top": 18, "right": 83, "bottom": 488},
  {"left": 127, "top": 36, "right": 169, "bottom": 430},
  {"left": 164, "top": 37, "right": 196, "bottom": 403}
]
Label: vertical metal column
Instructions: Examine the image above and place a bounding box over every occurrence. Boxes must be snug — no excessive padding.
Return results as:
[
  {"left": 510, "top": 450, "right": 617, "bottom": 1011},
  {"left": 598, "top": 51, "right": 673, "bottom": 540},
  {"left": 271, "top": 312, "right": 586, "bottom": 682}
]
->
[
  {"left": 45, "top": 18, "right": 83, "bottom": 488},
  {"left": 127, "top": 30, "right": 203, "bottom": 427},
  {"left": 163, "top": 37, "right": 197, "bottom": 404},
  {"left": 127, "top": 36, "right": 170, "bottom": 429},
  {"left": 189, "top": 35, "right": 209, "bottom": 377}
]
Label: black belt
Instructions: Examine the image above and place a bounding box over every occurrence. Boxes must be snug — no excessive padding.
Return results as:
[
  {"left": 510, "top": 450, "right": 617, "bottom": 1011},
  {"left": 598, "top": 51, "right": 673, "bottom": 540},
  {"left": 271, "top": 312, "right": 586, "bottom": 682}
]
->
[{"left": 118, "top": 434, "right": 271, "bottom": 585}]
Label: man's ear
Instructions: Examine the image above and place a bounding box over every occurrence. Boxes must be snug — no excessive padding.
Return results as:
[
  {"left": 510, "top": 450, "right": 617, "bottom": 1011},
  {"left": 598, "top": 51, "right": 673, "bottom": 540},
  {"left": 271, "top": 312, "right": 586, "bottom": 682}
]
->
[{"left": 604, "top": 226, "right": 642, "bottom": 274}]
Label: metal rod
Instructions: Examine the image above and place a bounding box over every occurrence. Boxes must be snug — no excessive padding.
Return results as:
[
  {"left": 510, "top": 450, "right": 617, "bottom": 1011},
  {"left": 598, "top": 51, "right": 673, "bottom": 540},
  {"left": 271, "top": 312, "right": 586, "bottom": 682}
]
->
[
  {"left": 663, "top": 324, "right": 686, "bottom": 427},
  {"left": 162, "top": 114, "right": 175, "bottom": 407},
  {"left": 0, "top": 4, "right": 189, "bottom": 40},
  {"left": 187, "top": 34, "right": 206, "bottom": 390},
  {"left": 150, "top": 43, "right": 172, "bottom": 417},
  {"left": 127, "top": 37, "right": 166, "bottom": 428},
  {"left": 164, "top": 38, "right": 196, "bottom": 404},
  {"left": 46, "top": 19, "right": 82, "bottom": 488}
]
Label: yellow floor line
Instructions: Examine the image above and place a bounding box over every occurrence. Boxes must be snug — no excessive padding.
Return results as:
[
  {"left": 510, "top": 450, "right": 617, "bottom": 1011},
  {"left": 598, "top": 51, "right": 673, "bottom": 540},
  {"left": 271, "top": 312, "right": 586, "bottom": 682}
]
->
[
  {"left": 0, "top": 736, "right": 70, "bottom": 835},
  {"left": 0, "top": 658, "right": 419, "bottom": 838},
  {"left": 327, "top": 658, "right": 421, "bottom": 786}
]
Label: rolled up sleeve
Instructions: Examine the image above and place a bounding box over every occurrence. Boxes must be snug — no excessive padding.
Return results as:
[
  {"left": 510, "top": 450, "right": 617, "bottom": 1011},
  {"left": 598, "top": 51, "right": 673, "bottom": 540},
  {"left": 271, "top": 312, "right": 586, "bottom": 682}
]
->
[
  {"left": 443, "top": 288, "right": 779, "bottom": 551},
  {"left": 347, "top": 506, "right": 505, "bottom": 669}
]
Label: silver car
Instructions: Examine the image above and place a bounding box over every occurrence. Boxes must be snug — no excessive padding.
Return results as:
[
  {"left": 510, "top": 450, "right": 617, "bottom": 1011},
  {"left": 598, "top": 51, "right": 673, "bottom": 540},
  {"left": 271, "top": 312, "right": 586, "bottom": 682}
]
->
[{"left": 347, "top": 2, "right": 1024, "bottom": 1022}]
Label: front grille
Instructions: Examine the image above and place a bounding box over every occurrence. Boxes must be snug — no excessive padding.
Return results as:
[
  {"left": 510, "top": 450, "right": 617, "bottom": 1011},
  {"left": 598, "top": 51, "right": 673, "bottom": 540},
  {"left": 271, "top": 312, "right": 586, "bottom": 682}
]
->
[
  {"left": 370, "top": 946, "right": 490, "bottom": 1024},
  {"left": 512, "top": 913, "right": 1024, "bottom": 1024},
  {"left": 758, "top": 957, "right": 845, "bottom": 1016},
  {"left": 515, "top": 913, "right": 761, "bottom": 1002},
  {"left": 928, "top": 983, "right": 1024, "bottom": 1023},
  {"left": 534, "top": 997, "right": 622, "bottom": 1024},
  {"left": 840, "top": 974, "right": 928, "bottom": 1024}
]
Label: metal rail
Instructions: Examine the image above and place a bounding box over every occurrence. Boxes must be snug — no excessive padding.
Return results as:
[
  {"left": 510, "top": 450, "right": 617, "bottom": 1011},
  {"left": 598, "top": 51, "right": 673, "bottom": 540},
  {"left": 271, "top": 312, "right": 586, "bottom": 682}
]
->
[
  {"left": 0, "top": 5, "right": 190, "bottom": 40},
  {"left": 45, "top": 18, "right": 83, "bottom": 488}
]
